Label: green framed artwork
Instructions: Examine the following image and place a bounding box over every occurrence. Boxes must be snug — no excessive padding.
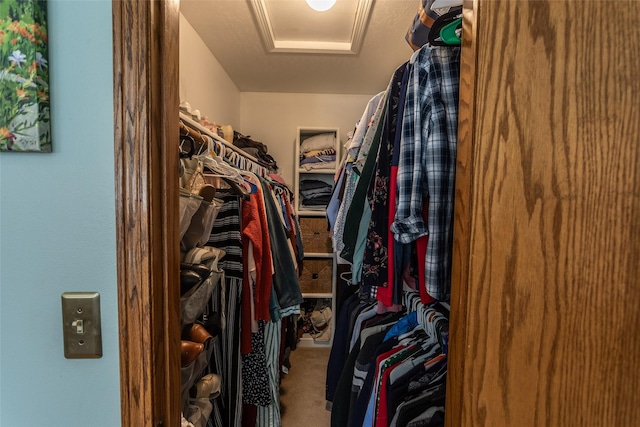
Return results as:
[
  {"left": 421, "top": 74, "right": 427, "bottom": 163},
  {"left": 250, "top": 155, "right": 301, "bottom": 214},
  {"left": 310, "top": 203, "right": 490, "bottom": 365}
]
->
[{"left": 0, "top": 0, "right": 50, "bottom": 152}]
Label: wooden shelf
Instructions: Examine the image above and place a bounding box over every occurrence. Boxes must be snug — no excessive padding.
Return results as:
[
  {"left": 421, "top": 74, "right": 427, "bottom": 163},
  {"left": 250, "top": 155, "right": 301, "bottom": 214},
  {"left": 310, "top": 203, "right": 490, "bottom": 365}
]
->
[
  {"left": 302, "top": 292, "right": 333, "bottom": 298},
  {"left": 299, "top": 169, "right": 336, "bottom": 174},
  {"left": 304, "top": 253, "right": 333, "bottom": 258},
  {"left": 297, "top": 335, "right": 332, "bottom": 347},
  {"left": 297, "top": 209, "right": 328, "bottom": 216}
]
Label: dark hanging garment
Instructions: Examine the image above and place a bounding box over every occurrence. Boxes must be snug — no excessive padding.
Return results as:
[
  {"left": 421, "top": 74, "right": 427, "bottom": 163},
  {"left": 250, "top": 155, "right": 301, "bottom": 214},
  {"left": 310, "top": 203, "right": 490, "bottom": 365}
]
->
[
  {"left": 205, "top": 191, "right": 244, "bottom": 427},
  {"left": 361, "top": 62, "right": 409, "bottom": 302},
  {"left": 259, "top": 178, "right": 304, "bottom": 310}
]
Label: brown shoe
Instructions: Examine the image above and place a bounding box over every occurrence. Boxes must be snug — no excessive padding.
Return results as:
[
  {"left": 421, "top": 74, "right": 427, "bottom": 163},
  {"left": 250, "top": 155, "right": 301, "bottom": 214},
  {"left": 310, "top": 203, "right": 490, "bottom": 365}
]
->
[
  {"left": 189, "top": 323, "right": 213, "bottom": 344},
  {"left": 181, "top": 340, "right": 204, "bottom": 367}
]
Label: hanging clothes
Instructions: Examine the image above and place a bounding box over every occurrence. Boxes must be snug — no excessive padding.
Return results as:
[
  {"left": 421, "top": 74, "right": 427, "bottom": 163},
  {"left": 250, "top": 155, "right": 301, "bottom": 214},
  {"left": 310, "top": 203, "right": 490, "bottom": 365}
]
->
[
  {"left": 178, "top": 115, "right": 304, "bottom": 427},
  {"left": 387, "top": 61, "right": 416, "bottom": 308},
  {"left": 332, "top": 43, "right": 460, "bottom": 306},
  {"left": 205, "top": 191, "right": 244, "bottom": 427},
  {"left": 259, "top": 177, "right": 304, "bottom": 315},
  {"left": 390, "top": 45, "right": 460, "bottom": 302},
  {"left": 332, "top": 92, "right": 385, "bottom": 256},
  {"left": 327, "top": 34, "right": 461, "bottom": 426},
  {"left": 361, "top": 62, "right": 410, "bottom": 306},
  {"left": 327, "top": 289, "right": 448, "bottom": 427}
]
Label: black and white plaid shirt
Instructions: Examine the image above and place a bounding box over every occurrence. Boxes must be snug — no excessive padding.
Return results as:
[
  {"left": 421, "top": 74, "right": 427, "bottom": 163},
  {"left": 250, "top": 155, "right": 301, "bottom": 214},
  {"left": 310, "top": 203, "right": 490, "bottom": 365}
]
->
[{"left": 391, "top": 45, "right": 461, "bottom": 301}]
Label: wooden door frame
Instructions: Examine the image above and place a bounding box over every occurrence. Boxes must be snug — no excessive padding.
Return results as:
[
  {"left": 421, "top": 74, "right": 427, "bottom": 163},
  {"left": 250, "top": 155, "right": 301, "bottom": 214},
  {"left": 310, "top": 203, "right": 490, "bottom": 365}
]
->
[
  {"left": 445, "top": 1, "right": 478, "bottom": 426},
  {"left": 112, "top": 1, "right": 181, "bottom": 426},
  {"left": 111, "top": 1, "right": 479, "bottom": 425}
]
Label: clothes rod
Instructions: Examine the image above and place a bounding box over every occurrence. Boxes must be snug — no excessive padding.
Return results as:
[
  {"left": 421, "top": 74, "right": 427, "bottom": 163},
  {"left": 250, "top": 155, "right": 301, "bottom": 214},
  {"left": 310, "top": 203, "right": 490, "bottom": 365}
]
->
[{"left": 179, "top": 111, "right": 265, "bottom": 167}]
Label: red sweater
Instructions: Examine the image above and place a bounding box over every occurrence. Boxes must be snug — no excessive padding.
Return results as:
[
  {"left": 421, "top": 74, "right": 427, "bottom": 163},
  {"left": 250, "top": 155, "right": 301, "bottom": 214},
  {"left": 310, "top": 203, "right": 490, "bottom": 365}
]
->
[{"left": 241, "top": 185, "right": 273, "bottom": 353}]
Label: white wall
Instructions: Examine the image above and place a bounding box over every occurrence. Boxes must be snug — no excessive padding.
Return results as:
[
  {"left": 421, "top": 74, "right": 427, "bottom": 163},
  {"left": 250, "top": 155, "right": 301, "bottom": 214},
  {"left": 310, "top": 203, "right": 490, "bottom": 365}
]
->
[
  {"left": 0, "top": 1, "right": 121, "bottom": 426},
  {"left": 180, "top": 13, "right": 241, "bottom": 129},
  {"left": 179, "top": 15, "right": 374, "bottom": 185},
  {"left": 240, "top": 92, "right": 374, "bottom": 184}
]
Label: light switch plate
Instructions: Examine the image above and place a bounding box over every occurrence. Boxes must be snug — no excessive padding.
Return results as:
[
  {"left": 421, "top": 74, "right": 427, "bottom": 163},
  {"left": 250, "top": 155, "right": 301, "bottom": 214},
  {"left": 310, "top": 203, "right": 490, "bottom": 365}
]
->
[{"left": 61, "top": 292, "right": 102, "bottom": 358}]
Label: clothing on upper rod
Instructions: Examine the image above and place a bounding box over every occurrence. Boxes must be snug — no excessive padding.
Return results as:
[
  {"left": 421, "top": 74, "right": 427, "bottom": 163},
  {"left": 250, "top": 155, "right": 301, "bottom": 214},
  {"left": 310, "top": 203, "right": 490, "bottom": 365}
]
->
[
  {"left": 180, "top": 112, "right": 277, "bottom": 177},
  {"left": 329, "top": 42, "right": 460, "bottom": 311},
  {"left": 405, "top": 0, "right": 462, "bottom": 51}
]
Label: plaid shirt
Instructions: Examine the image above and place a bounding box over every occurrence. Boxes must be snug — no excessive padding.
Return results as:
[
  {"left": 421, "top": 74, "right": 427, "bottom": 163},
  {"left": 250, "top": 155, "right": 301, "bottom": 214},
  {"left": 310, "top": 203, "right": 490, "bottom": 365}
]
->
[{"left": 390, "top": 46, "right": 460, "bottom": 301}]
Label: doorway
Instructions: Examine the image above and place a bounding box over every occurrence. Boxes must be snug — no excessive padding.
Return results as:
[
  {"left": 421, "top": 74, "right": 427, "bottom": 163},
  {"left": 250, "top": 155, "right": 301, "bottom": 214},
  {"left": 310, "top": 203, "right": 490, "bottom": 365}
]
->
[
  {"left": 113, "top": 2, "right": 471, "bottom": 427},
  {"left": 113, "top": 1, "right": 640, "bottom": 426}
]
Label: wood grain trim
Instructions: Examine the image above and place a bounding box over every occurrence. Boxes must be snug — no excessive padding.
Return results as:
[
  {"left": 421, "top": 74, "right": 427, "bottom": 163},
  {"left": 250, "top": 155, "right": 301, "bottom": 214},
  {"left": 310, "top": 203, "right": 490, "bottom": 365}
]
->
[
  {"left": 445, "top": 1, "right": 479, "bottom": 426},
  {"left": 113, "top": 1, "right": 181, "bottom": 426}
]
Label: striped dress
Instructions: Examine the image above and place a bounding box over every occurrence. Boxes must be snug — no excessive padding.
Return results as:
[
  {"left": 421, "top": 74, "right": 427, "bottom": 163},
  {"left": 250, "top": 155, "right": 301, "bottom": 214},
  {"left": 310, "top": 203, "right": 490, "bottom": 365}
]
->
[{"left": 206, "top": 191, "right": 244, "bottom": 427}]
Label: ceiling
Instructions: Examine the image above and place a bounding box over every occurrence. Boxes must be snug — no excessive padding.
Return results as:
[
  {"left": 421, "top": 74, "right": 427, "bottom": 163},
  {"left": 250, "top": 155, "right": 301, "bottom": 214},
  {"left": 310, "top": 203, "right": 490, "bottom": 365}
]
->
[{"left": 180, "top": 0, "right": 420, "bottom": 95}]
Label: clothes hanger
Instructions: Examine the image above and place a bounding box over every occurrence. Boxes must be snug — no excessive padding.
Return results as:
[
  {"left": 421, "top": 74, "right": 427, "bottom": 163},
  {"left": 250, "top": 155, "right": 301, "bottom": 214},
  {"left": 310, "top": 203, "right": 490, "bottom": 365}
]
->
[
  {"left": 223, "top": 179, "right": 251, "bottom": 200},
  {"left": 180, "top": 121, "right": 208, "bottom": 153},
  {"left": 430, "top": 0, "right": 463, "bottom": 10},
  {"left": 424, "top": 360, "right": 447, "bottom": 385},
  {"left": 180, "top": 134, "right": 196, "bottom": 159},
  {"left": 201, "top": 164, "right": 251, "bottom": 200},
  {"left": 198, "top": 153, "right": 244, "bottom": 184},
  {"left": 388, "top": 342, "right": 440, "bottom": 385},
  {"left": 428, "top": 7, "right": 462, "bottom": 46},
  {"left": 397, "top": 323, "right": 424, "bottom": 343},
  {"left": 195, "top": 134, "right": 208, "bottom": 156},
  {"left": 434, "top": 301, "right": 450, "bottom": 317},
  {"left": 439, "top": 17, "right": 462, "bottom": 45},
  {"left": 209, "top": 137, "right": 223, "bottom": 158},
  {"left": 421, "top": 307, "right": 447, "bottom": 339},
  {"left": 403, "top": 285, "right": 423, "bottom": 313},
  {"left": 243, "top": 179, "right": 259, "bottom": 195},
  {"left": 238, "top": 170, "right": 263, "bottom": 195},
  {"left": 339, "top": 271, "right": 353, "bottom": 285}
]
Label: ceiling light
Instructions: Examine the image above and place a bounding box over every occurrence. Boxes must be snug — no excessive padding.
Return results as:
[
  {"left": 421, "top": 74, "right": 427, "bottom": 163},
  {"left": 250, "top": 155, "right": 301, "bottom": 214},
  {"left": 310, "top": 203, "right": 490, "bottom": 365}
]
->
[{"left": 305, "top": 0, "right": 337, "bottom": 12}]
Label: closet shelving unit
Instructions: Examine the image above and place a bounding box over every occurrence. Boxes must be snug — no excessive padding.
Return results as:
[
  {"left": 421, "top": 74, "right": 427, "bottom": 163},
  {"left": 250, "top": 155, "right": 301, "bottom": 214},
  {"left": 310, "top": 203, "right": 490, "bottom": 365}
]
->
[{"left": 294, "top": 126, "right": 340, "bottom": 347}]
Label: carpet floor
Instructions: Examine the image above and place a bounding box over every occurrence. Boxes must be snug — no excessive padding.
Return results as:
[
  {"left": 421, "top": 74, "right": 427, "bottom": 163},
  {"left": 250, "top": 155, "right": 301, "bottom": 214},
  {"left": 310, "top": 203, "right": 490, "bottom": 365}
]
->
[{"left": 280, "top": 346, "right": 332, "bottom": 427}]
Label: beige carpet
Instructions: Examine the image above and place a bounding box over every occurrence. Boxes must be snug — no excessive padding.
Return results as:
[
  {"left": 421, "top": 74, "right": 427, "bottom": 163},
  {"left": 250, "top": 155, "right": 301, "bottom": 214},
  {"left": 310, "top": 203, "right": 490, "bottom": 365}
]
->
[{"left": 280, "top": 347, "right": 332, "bottom": 427}]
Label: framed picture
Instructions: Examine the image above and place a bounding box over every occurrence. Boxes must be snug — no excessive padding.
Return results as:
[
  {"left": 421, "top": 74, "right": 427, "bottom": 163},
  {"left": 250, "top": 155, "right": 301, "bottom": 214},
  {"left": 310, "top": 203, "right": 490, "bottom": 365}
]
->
[{"left": 0, "top": 0, "right": 50, "bottom": 152}]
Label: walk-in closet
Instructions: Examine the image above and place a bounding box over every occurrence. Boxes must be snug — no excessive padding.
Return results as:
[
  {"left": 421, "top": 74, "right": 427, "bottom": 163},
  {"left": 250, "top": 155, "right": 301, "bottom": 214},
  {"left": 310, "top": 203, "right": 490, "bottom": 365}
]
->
[
  {"left": 174, "top": 1, "right": 460, "bottom": 425},
  {"left": 112, "top": 1, "right": 640, "bottom": 427}
]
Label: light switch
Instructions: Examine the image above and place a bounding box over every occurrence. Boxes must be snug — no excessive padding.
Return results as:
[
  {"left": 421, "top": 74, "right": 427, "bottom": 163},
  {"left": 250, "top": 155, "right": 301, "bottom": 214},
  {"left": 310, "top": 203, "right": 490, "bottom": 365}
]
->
[{"left": 61, "top": 292, "right": 102, "bottom": 358}]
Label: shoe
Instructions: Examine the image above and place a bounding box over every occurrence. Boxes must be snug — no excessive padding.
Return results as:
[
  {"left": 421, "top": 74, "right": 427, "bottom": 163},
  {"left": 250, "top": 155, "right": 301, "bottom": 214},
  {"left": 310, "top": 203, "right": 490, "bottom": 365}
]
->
[
  {"left": 202, "top": 313, "right": 222, "bottom": 338},
  {"left": 181, "top": 263, "right": 212, "bottom": 281},
  {"left": 198, "top": 184, "right": 216, "bottom": 203},
  {"left": 180, "top": 270, "right": 203, "bottom": 297},
  {"left": 311, "top": 307, "right": 331, "bottom": 331},
  {"left": 189, "top": 323, "right": 213, "bottom": 344},
  {"left": 195, "top": 373, "right": 222, "bottom": 399},
  {"left": 181, "top": 412, "right": 195, "bottom": 427},
  {"left": 311, "top": 325, "right": 331, "bottom": 343},
  {"left": 182, "top": 184, "right": 218, "bottom": 250},
  {"left": 181, "top": 340, "right": 204, "bottom": 367}
]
